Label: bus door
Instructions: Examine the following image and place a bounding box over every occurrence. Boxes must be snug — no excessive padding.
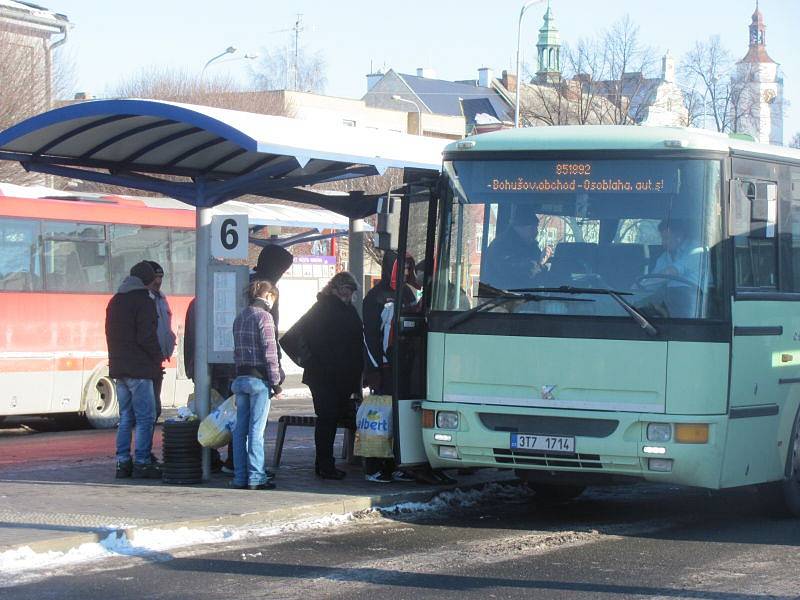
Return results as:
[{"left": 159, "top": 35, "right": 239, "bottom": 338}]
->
[
  {"left": 392, "top": 181, "right": 438, "bottom": 466},
  {"left": 725, "top": 176, "right": 795, "bottom": 485}
]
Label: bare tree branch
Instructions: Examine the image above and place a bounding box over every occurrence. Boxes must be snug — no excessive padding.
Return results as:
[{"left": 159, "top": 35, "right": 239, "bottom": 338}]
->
[{"left": 249, "top": 44, "right": 327, "bottom": 93}]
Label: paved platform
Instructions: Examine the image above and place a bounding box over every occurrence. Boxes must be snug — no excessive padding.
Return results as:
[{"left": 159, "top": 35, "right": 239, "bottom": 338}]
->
[{"left": 0, "top": 394, "right": 510, "bottom": 556}]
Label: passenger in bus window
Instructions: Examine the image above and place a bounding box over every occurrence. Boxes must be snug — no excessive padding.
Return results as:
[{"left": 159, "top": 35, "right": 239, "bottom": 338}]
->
[
  {"left": 482, "top": 206, "right": 552, "bottom": 290},
  {"left": 145, "top": 261, "right": 176, "bottom": 429},
  {"left": 106, "top": 261, "right": 164, "bottom": 480}
]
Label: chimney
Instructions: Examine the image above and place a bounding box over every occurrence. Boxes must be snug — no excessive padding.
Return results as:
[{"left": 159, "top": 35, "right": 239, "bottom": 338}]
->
[
  {"left": 501, "top": 70, "right": 517, "bottom": 91},
  {"left": 366, "top": 71, "right": 384, "bottom": 92},
  {"left": 416, "top": 67, "right": 436, "bottom": 79},
  {"left": 478, "top": 67, "right": 493, "bottom": 88}
]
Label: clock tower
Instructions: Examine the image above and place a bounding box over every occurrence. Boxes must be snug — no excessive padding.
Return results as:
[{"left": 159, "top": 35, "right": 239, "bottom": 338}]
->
[{"left": 733, "top": 2, "right": 783, "bottom": 144}]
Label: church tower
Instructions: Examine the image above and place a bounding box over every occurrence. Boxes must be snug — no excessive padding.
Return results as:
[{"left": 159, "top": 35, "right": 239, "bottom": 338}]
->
[
  {"left": 733, "top": 2, "right": 783, "bottom": 144},
  {"left": 535, "top": 1, "right": 561, "bottom": 84}
]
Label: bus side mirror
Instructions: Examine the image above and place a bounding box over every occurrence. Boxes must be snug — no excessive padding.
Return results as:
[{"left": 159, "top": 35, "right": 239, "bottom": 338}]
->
[{"left": 375, "top": 195, "right": 400, "bottom": 251}]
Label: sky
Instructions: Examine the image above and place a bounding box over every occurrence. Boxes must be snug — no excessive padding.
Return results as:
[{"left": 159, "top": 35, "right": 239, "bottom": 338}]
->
[{"left": 49, "top": 0, "right": 799, "bottom": 142}]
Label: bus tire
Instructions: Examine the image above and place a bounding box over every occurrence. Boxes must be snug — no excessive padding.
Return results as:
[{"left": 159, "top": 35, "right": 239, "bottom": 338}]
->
[
  {"left": 83, "top": 367, "right": 119, "bottom": 429},
  {"left": 758, "top": 407, "right": 800, "bottom": 518}
]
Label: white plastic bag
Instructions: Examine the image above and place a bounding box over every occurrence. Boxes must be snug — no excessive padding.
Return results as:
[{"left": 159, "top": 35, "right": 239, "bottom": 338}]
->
[
  {"left": 187, "top": 388, "right": 224, "bottom": 415},
  {"left": 353, "top": 394, "right": 393, "bottom": 458},
  {"left": 197, "top": 396, "right": 237, "bottom": 448}
]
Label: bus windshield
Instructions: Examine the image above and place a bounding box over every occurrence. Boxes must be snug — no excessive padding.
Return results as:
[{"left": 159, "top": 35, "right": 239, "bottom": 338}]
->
[{"left": 434, "top": 157, "right": 724, "bottom": 320}]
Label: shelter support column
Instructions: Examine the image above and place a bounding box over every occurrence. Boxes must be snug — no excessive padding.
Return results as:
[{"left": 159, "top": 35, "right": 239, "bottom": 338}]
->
[
  {"left": 348, "top": 218, "right": 365, "bottom": 318},
  {"left": 195, "top": 204, "right": 212, "bottom": 481}
]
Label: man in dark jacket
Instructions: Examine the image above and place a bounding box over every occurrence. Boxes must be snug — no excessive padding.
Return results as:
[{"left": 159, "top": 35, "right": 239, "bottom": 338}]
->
[
  {"left": 362, "top": 250, "right": 417, "bottom": 391},
  {"left": 106, "top": 261, "right": 163, "bottom": 479}
]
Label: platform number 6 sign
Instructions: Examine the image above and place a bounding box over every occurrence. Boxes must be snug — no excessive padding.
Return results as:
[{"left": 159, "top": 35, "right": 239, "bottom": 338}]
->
[{"left": 211, "top": 214, "right": 249, "bottom": 260}]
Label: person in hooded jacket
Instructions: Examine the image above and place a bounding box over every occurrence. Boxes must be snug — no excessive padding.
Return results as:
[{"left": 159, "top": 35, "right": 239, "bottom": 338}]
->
[
  {"left": 144, "top": 261, "right": 176, "bottom": 423},
  {"left": 106, "top": 261, "right": 163, "bottom": 479},
  {"left": 301, "top": 271, "right": 364, "bottom": 480}
]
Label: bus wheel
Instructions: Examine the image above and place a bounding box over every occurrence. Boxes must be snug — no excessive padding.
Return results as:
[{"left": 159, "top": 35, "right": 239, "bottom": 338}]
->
[
  {"left": 758, "top": 408, "right": 800, "bottom": 518},
  {"left": 84, "top": 370, "right": 119, "bottom": 429}
]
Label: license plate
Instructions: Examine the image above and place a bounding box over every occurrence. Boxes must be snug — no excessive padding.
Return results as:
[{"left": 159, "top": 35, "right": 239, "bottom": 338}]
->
[{"left": 510, "top": 433, "right": 575, "bottom": 454}]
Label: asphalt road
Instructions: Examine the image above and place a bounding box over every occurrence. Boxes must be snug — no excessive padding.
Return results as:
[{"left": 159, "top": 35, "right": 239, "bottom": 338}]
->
[{"left": 4, "top": 473, "right": 800, "bottom": 599}]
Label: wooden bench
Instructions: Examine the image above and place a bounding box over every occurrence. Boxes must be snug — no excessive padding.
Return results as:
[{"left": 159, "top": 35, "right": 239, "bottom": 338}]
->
[{"left": 272, "top": 415, "right": 354, "bottom": 467}]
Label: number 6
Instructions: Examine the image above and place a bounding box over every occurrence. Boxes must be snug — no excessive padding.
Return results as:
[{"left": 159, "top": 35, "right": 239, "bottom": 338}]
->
[{"left": 221, "top": 218, "right": 238, "bottom": 250}]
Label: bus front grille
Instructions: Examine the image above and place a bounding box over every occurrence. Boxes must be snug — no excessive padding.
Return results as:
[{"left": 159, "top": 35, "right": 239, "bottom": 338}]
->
[{"left": 493, "top": 448, "right": 603, "bottom": 469}]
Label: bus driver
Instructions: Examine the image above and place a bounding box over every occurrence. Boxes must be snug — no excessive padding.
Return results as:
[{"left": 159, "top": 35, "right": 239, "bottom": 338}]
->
[
  {"left": 482, "top": 206, "right": 552, "bottom": 290},
  {"left": 652, "top": 219, "right": 704, "bottom": 286}
]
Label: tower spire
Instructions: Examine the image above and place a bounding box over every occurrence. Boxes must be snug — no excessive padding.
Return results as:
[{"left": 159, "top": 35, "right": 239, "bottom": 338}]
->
[{"left": 535, "top": 1, "right": 561, "bottom": 83}]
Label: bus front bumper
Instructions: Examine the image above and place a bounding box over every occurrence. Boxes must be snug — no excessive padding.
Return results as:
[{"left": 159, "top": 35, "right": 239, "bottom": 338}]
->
[{"left": 421, "top": 401, "right": 727, "bottom": 489}]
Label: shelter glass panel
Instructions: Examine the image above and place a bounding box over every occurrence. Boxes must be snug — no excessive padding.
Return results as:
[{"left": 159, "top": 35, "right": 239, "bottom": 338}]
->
[{"left": 169, "top": 229, "right": 195, "bottom": 296}]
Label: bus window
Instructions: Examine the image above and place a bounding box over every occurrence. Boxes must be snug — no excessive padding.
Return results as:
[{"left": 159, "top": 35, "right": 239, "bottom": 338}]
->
[
  {"left": 436, "top": 158, "right": 723, "bottom": 320},
  {"left": 732, "top": 179, "right": 778, "bottom": 289},
  {"left": 109, "top": 225, "right": 170, "bottom": 289},
  {"left": 43, "top": 222, "right": 108, "bottom": 293},
  {"left": 169, "top": 229, "right": 195, "bottom": 296},
  {"left": 0, "top": 218, "right": 42, "bottom": 291}
]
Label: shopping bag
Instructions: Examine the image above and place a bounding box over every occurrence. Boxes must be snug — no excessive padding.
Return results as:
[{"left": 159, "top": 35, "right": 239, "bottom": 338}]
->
[
  {"left": 197, "top": 395, "right": 237, "bottom": 448},
  {"left": 353, "top": 394, "right": 393, "bottom": 458},
  {"left": 279, "top": 315, "right": 312, "bottom": 368},
  {"left": 186, "top": 387, "right": 224, "bottom": 415}
]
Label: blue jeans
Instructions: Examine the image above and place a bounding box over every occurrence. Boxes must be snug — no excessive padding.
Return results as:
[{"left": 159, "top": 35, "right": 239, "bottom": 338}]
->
[
  {"left": 231, "top": 376, "right": 271, "bottom": 487},
  {"left": 115, "top": 378, "right": 156, "bottom": 465}
]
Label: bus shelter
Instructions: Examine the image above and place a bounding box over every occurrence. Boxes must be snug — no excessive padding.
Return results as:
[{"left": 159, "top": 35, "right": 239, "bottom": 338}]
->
[{"left": 0, "top": 99, "right": 445, "bottom": 477}]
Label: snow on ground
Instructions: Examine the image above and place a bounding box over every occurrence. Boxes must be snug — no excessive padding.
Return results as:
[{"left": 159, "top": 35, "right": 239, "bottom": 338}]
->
[{"left": 0, "top": 482, "right": 521, "bottom": 587}]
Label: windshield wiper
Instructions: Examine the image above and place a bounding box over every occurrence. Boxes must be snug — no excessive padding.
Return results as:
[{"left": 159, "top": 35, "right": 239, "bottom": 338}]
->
[
  {"left": 511, "top": 286, "right": 658, "bottom": 336},
  {"left": 443, "top": 284, "right": 592, "bottom": 330}
]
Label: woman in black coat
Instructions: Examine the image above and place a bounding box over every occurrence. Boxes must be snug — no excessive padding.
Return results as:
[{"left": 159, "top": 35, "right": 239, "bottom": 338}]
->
[{"left": 301, "top": 272, "right": 364, "bottom": 479}]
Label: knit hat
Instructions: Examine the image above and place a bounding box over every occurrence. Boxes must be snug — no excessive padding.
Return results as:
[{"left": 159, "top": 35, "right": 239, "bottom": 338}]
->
[
  {"left": 130, "top": 261, "right": 156, "bottom": 285},
  {"left": 145, "top": 260, "right": 164, "bottom": 276}
]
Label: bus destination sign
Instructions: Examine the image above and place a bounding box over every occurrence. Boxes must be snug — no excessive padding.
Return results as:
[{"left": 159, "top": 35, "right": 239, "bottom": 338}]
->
[{"left": 484, "top": 161, "right": 675, "bottom": 194}]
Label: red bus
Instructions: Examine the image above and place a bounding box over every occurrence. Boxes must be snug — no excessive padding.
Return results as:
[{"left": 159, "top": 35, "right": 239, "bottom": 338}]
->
[{"left": 0, "top": 186, "right": 195, "bottom": 428}]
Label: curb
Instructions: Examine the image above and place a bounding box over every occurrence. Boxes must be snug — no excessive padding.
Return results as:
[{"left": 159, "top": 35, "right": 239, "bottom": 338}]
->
[{"left": 0, "top": 477, "right": 518, "bottom": 558}]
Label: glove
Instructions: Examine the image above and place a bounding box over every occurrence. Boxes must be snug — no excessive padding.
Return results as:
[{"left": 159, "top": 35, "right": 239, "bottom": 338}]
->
[{"left": 271, "top": 384, "right": 283, "bottom": 397}]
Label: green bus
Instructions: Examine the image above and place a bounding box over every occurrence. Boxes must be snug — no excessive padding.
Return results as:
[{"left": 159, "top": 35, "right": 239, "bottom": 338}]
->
[{"left": 394, "top": 125, "right": 800, "bottom": 516}]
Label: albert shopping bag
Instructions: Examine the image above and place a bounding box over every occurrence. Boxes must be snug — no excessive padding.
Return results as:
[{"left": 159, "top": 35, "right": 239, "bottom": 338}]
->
[
  {"left": 353, "top": 394, "right": 393, "bottom": 458},
  {"left": 197, "top": 396, "right": 237, "bottom": 448}
]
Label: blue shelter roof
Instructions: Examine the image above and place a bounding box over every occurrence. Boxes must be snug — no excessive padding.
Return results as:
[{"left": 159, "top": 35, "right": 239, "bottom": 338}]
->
[{"left": 0, "top": 99, "right": 445, "bottom": 209}]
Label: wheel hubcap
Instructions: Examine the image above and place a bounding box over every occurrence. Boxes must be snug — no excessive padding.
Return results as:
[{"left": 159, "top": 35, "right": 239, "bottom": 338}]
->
[{"left": 93, "top": 378, "right": 114, "bottom": 414}]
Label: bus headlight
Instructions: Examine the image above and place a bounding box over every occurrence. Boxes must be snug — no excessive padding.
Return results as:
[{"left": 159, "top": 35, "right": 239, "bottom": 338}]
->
[
  {"left": 646, "top": 423, "right": 672, "bottom": 442},
  {"left": 436, "top": 411, "right": 459, "bottom": 429},
  {"left": 675, "top": 423, "right": 709, "bottom": 444}
]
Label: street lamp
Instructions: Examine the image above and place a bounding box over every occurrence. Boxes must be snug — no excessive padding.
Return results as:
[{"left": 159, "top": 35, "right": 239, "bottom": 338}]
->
[
  {"left": 392, "top": 94, "right": 423, "bottom": 135},
  {"left": 514, "top": 0, "right": 547, "bottom": 128},
  {"left": 201, "top": 46, "right": 237, "bottom": 79}
]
